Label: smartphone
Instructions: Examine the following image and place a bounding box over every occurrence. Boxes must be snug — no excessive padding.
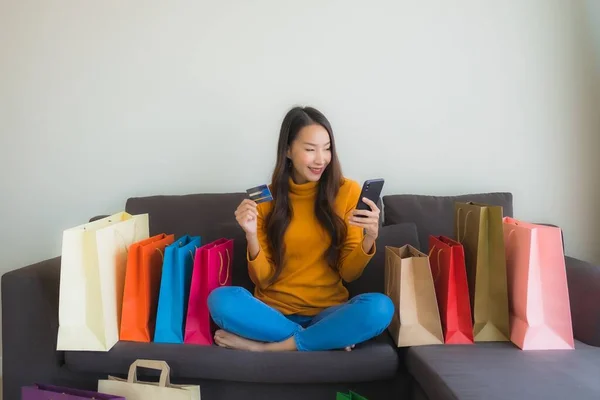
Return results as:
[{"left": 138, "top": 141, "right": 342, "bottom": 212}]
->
[{"left": 356, "top": 178, "right": 385, "bottom": 212}]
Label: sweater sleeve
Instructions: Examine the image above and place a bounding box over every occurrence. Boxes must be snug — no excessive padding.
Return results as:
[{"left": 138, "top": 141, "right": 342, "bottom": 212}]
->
[
  {"left": 338, "top": 180, "right": 376, "bottom": 282},
  {"left": 247, "top": 204, "right": 276, "bottom": 289}
]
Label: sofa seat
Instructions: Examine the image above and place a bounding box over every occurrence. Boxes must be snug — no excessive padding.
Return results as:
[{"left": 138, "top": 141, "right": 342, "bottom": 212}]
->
[
  {"left": 407, "top": 341, "right": 600, "bottom": 400},
  {"left": 64, "top": 333, "right": 400, "bottom": 384}
]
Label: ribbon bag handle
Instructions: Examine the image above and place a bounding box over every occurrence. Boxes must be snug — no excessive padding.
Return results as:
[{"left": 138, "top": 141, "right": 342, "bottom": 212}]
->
[
  {"left": 507, "top": 229, "right": 517, "bottom": 242},
  {"left": 385, "top": 250, "right": 395, "bottom": 296},
  {"left": 127, "top": 359, "right": 171, "bottom": 387},
  {"left": 218, "top": 248, "right": 231, "bottom": 286},
  {"left": 188, "top": 245, "right": 199, "bottom": 261},
  {"left": 456, "top": 207, "right": 473, "bottom": 243},
  {"left": 385, "top": 247, "right": 408, "bottom": 297},
  {"left": 504, "top": 228, "right": 518, "bottom": 263},
  {"left": 428, "top": 246, "right": 443, "bottom": 282},
  {"left": 113, "top": 221, "right": 139, "bottom": 254}
]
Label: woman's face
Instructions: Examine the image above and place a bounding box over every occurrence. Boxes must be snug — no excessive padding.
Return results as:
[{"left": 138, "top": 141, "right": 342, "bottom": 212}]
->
[{"left": 287, "top": 124, "right": 332, "bottom": 184}]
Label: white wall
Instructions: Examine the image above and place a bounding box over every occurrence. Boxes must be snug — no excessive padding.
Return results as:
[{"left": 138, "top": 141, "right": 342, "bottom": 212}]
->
[
  {"left": 573, "top": 0, "right": 600, "bottom": 265},
  {"left": 1, "top": 0, "right": 599, "bottom": 350}
]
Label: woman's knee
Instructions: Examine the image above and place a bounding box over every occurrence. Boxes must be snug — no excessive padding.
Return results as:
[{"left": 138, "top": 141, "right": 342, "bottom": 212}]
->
[
  {"left": 358, "top": 293, "right": 395, "bottom": 331},
  {"left": 207, "top": 286, "right": 250, "bottom": 321}
]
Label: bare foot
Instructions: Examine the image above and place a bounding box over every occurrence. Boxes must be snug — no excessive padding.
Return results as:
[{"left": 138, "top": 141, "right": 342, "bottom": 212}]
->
[
  {"left": 214, "top": 329, "right": 298, "bottom": 352},
  {"left": 345, "top": 344, "right": 356, "bottom": 352},
  {"left": 214, "top": 330, "right": 263, "bottom": 351}
]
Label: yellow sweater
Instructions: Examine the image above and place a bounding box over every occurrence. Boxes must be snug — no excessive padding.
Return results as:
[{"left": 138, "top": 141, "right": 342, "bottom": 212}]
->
[{"left": 247, "top": 177, "right": 375, "bottom": 316}]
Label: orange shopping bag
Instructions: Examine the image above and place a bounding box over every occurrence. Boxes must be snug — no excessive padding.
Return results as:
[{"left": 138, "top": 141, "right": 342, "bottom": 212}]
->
[{"left": 120, "top": 233, "right": 175, "bottom": 342}]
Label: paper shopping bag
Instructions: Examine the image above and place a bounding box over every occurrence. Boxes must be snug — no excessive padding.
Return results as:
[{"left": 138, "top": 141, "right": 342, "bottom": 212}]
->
[
  {"left": 503, "top": 217, "right": 574, "bottom": 350},
  {"left": 120, "top": 233, "right": 175, "bottom": 342},
  {"left": 154, "top": 235, "right": 201, "bottom": 343},
  {"left": 184, "top": 238, "right": 233, "bottom": 345},
  {"left": 429, "top": 236, "right": 474, "bottom": 344},
  {"left": 22, "top": 384, "right": 125, "bottom": 399},
  {"left": 336, "top": 391, "right": 368, "bottom": 400},
  {"left": 98, "top": 359, "right": 200, "bottom": 400},
  {"left": 455, "top": 202, "right": 510, "bottom": 342},
  {"left": 385, "top": 245, "right": 443, "bottom": 347},
  {"left": 57, "top": 212, "right": 149, "bottom": 351}
]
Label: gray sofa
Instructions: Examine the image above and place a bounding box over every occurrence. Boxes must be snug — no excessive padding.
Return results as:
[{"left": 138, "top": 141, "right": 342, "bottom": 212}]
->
[{"left": 3, "top": 190, "right": 600, "bottom": 400}]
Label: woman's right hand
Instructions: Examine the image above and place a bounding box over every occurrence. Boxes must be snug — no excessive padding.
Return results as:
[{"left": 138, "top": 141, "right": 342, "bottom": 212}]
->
[{"left": 235, "top": 199, "right": 258, "bottom": 236}]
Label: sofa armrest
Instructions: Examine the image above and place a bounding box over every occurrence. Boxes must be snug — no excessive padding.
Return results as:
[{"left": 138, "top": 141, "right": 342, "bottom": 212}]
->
[
  {"left": 1, "top": 257, "right": 66, "bottom": 399},
  {"left": 565, "top": 256, "right": 600, "bottom": 346}
]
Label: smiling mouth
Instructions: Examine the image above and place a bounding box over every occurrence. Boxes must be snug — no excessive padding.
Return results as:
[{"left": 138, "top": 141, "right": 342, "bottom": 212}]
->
[{"left": 309, "top": 167, "right": 324, "bottom": 174}]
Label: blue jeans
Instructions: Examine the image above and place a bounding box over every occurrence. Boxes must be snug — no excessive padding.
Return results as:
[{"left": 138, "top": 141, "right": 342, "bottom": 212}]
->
[{"left": 207, "top": 286, "right": 394, "bottom": 351}]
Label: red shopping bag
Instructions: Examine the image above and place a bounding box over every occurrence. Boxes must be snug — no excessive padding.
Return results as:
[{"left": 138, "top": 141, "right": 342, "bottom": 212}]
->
[
  {"left": 429, "top": 235, "right": 474, "bottom": 344},
  {"left": 184, "top": 238, "right": 233, "bottom": 345}
]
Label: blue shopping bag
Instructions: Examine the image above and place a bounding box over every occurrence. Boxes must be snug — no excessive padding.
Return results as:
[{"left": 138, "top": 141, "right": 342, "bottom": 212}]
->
[{"left": 154, "top": 235, "right": 201, "bottom": 343}]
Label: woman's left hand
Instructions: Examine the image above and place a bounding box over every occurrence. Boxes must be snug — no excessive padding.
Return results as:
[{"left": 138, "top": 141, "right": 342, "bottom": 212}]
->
[{"left": 349, "top": 197, "right": 380, "bottom": 240}]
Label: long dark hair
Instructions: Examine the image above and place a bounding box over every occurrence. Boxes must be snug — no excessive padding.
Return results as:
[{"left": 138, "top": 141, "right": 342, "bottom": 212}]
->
[{"left": 264, "top": 106, "right": 347, "bottom": 284}]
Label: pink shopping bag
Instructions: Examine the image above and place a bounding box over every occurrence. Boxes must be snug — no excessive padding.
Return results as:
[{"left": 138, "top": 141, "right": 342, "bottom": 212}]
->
[
  {"left": 184, "top": 238, "right": 233, "bottom": 345},
  {"left": 502, "top": 217, "right": 574, "bottom": 350}
]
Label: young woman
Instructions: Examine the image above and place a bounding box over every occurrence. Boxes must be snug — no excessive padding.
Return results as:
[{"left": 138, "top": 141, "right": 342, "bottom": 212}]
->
[{"left": 207, "top": 106, "right": 393, "bottom": 352}]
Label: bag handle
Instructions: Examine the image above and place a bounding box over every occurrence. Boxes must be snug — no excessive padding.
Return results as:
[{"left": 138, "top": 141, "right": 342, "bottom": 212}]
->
[
  {"left": 504, "top": 229, "right": 517, "bottom": 263},
  {"left": 428, "top": 245, "right": 443, "bottom": 282},
  {"left": 127, "top": 359, "right": 171, "bottom": 387},
  {"left": 113, "top": 222, "right": 139, "bottom": 254},
  {"left": 188, "top": 245, "right": 199, "bottom": 261},
  {"left": 455, "top": 208, "right": 473, "bottom": 243},
  {"left": 385, "top": 250, "right": 397, "bottom": 296},
  {"left": 506, "top": 229, "right": 517, "bottom": 242},
  {"left": 218, "top": 248, "right": 231, "bottom": 286}
]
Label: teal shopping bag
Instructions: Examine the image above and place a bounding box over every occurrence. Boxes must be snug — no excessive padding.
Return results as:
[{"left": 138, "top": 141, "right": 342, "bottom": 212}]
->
[
  {"left": 336, "top": 391, "right": 368, "bottom": 400},
  {"left": 154, "top": 235, "right": 201, "bottom": 343}
]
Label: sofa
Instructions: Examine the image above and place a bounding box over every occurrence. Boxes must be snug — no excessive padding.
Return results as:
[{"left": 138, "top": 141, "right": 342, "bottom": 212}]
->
[{"left": 3, "top": 190, "right": 600, "bottom": 400}]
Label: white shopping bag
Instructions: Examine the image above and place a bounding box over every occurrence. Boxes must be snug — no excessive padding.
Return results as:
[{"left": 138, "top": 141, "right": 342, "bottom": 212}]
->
[
  {"left": 98, "top": 359, "right": 201, "bottom": 400},
  {"left": 57, "top": 212, "right": 149, "bottom": 351}
]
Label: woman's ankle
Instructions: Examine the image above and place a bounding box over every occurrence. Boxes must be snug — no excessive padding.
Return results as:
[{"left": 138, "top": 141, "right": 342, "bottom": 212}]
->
[{"left": 262, "top": 336, "right": 298, "bottom": 352}]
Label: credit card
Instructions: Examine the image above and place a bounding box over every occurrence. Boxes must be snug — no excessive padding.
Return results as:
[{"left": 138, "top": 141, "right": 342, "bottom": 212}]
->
[{"left": 246, "top": 184, "right": 273, "bottom": 204}]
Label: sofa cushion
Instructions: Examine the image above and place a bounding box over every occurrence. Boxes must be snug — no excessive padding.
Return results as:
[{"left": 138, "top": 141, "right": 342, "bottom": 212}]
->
[
  {"left": 382, "top": 192, "right": 513, "bottom": 252},
  {"left": 407, "top": 341, "right": 600, "bottom": 400},
  {"left": 125, "top": 193, "right": 254, "bottom": 291},
  {"left": 64, "top": 333, "right": 399, "bottom": 384},
  {"left": 346, "top": 223, "right": 419, "bottom": 297}
]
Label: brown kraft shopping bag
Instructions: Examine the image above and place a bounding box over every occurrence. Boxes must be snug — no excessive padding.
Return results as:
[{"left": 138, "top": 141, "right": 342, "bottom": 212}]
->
[
  {"left": 455, "top": 202, "right": 510, "bottom": 342},
  {"left": 385, "top": 245, "right": 443, "bottom": 347},
  {"left": 98, "top": 359, "right": 200, "bottom": 399}
]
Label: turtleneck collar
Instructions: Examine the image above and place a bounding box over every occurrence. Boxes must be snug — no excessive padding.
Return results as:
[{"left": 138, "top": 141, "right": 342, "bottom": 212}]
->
[{"left": 288, "top": 176, "right": 318, "bottom": 197}]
